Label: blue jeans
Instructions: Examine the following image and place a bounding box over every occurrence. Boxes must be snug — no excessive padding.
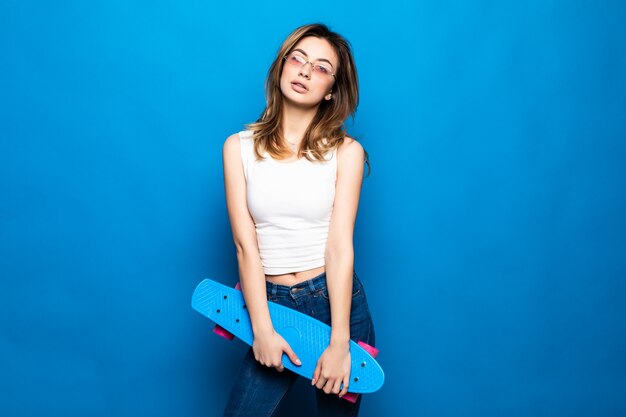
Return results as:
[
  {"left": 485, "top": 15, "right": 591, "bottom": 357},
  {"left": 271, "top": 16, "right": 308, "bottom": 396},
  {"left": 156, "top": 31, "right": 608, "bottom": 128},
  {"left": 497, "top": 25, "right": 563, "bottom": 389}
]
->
[{"left": 222, "top": 270, "right": 376, "bottom": 417}]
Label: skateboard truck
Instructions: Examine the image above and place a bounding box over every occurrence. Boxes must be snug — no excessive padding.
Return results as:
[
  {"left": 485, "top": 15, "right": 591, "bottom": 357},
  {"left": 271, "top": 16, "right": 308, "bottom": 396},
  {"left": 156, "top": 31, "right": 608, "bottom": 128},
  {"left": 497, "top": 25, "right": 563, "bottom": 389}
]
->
[
  {"left": 212, "top": 282, "right": 242, "bottom": 340},
  {"left": 341, "top": 341, "right": 379, "bottom": 403}
]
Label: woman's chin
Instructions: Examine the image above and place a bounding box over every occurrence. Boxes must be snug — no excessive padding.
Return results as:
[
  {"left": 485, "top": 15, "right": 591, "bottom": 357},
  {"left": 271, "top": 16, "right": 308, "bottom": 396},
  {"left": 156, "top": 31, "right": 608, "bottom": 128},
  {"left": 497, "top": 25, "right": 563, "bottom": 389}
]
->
[{"left": 282, "top": 92, "right": 322, "bottom": 110}]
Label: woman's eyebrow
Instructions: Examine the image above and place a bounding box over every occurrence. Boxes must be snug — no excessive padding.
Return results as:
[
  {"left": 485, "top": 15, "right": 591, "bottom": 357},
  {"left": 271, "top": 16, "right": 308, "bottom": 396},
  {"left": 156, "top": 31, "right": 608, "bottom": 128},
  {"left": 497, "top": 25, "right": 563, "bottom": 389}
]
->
[{"left": 292, "top": 48, "right": 335, "bottom": 68}]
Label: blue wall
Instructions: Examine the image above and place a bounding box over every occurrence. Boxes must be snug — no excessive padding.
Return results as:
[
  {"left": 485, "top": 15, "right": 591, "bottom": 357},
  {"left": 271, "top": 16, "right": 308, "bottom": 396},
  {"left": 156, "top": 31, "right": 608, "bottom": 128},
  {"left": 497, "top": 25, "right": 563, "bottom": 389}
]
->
[{"left": 1, "top": 1, "right": 625, "bottom": 416}]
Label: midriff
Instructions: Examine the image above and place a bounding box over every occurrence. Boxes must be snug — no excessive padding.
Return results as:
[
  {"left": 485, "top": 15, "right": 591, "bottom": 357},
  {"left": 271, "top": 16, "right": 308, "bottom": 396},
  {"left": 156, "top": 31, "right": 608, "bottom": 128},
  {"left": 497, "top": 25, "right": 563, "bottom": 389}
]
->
[{"left": 265, "top": 265, "right": 326, "bottom": 287}]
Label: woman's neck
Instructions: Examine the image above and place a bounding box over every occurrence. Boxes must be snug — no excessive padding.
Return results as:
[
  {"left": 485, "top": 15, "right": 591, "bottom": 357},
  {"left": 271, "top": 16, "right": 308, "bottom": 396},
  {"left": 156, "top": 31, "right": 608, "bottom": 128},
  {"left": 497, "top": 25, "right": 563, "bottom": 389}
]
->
[{"left": 281, "top": 101, "right": 318, "bottom": 146}]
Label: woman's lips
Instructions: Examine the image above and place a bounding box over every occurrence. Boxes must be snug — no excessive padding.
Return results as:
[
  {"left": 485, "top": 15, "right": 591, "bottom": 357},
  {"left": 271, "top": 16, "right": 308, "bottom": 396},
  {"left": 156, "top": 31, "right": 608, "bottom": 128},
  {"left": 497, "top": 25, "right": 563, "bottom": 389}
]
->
[{"left": 291, "top": 82, "right": 308, "bottom": 93}]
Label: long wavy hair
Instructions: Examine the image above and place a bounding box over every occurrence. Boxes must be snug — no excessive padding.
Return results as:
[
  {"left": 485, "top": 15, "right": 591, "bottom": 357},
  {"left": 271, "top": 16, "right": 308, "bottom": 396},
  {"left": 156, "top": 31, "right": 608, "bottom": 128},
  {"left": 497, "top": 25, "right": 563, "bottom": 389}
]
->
[{"left": 245, "top": 23, "right": 370, "bottom": 175}]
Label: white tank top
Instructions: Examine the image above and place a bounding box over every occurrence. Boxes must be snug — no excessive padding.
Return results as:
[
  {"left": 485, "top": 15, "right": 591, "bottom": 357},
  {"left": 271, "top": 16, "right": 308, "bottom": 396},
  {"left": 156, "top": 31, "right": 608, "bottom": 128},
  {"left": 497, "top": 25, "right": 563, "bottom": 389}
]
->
[{"left": 238, "top": 130, "right": 337, "bottom": 275}]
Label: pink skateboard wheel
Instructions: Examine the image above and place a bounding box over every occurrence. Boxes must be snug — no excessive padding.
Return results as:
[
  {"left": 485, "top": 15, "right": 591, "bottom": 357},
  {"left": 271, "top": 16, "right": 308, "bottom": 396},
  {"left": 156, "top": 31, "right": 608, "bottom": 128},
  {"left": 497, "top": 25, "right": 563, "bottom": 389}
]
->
[
  {"left": 341, "top": 392, "right": 359, "bottom": 403},
  {"left": 213, "top": 324, "right": 235, "bottom": 341},
  {"left": 357, "top": 341, "right": 379, "bottom": 358},
  {"left": 339, "top": 342, "right": 379, "bottom": 403}
]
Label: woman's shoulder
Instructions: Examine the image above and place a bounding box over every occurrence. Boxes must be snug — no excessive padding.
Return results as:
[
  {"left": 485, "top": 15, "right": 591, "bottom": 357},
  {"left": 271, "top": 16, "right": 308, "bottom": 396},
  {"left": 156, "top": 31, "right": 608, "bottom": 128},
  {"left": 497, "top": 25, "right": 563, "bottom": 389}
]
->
[
  {"left": 337, "top": 135, "right": 364, "bottom": 159},
  {"left": 224, "top": 130, "right": 253, "bottom": 143},
  {"left": 224, "top": 130, "right": 253, "bottom": 149},
  {"left": 340, "top": 135, "right": 360, "bottom": 146},
  {"left": 223, "top": 131, "right": 253, "bottom": 159}
]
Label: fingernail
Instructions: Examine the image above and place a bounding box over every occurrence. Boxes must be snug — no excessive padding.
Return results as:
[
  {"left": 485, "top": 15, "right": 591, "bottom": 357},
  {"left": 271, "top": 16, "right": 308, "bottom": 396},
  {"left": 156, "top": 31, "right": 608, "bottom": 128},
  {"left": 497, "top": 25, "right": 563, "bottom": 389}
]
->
[
  {"left": 311, "top": 379, "right": 316, "bottom": 385},
  {"left": 296, "top": 359, "right": 301, "bottom": 365}
]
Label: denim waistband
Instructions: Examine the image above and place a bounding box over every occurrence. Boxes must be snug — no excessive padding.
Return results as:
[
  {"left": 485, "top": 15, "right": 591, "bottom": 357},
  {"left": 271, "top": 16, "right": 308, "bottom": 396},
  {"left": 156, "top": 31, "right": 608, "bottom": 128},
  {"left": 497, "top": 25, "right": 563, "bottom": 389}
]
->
[
  {"left": 265, "top": 271, "right": 328, "bottom": 298},
  {"left": 265, "top": 270, "right": 359, "bottom": 299}
]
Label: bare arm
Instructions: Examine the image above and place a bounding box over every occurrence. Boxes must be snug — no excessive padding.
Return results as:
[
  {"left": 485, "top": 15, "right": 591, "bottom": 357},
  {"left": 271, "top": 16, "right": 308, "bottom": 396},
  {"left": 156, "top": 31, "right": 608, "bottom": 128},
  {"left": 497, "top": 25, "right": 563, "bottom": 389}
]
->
[
  {"left": 222, "top": 133, "right": 272, "bottom": 334},
  {"left": 313, "top": 137, "right": 365, "bottom": 396},
  {"left": 325, "top": 137, "right": 365, "bottom": 345},
  {"left": 222, "top": 133, "right": 300, "bottom": 370}
]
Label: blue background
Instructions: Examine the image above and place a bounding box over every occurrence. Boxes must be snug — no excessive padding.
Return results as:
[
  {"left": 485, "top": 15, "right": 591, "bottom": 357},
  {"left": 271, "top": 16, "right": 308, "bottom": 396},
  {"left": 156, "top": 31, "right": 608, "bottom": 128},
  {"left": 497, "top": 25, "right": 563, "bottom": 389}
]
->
[{"left": 1, "top": 1, "right": 625, "bottom": 416}]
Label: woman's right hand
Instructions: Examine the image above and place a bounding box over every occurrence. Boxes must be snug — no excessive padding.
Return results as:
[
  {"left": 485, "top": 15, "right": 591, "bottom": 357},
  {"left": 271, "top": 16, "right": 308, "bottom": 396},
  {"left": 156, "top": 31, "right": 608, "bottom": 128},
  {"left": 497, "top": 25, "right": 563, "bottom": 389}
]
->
[{"left": 252, "top": 329, "right": 302, "bottom": 372}]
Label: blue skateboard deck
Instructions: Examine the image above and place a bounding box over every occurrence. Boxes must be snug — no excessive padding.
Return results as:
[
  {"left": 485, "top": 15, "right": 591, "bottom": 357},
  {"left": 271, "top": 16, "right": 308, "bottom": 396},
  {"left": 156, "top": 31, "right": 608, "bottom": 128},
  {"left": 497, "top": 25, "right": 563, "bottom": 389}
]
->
[{"left": 192, "top": 279, "right": 384, "bottom": 394}]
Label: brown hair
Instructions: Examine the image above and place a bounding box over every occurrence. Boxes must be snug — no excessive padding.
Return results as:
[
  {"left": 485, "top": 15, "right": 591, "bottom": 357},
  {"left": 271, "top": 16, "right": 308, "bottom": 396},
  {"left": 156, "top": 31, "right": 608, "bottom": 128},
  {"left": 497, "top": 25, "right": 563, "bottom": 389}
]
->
[{"left": 245, "top": 23, "right": 370, "bottom": 175}]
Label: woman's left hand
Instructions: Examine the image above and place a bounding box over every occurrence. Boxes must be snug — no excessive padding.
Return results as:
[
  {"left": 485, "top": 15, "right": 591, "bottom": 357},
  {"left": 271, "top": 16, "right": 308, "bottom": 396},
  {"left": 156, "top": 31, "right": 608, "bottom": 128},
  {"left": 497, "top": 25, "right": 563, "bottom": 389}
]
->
[{"left": 312, "top": 341, "right": 351, "bottom": 397}]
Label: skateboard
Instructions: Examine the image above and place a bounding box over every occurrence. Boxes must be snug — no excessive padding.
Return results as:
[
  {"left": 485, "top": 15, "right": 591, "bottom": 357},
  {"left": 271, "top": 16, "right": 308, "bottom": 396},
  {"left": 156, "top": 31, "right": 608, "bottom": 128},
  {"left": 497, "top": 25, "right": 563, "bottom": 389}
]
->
[{"left": 191, "top": 278, "right": 384, "bottom": 402}]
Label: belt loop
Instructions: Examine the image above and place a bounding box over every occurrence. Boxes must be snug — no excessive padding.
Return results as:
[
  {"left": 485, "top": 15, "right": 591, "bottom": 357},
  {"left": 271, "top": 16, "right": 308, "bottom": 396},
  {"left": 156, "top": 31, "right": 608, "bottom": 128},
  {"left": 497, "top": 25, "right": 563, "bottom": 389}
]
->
[{"left": 271, "top": 283, "right": 278, "bottom": 298}]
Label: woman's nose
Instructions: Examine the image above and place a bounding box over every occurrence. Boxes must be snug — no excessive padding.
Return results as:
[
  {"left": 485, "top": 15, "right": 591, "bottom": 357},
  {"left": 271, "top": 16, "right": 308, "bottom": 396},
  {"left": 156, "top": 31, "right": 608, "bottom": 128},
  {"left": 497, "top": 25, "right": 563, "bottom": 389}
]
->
[{"left": 298, "top": 63, "right": 312, "bottom": 78}]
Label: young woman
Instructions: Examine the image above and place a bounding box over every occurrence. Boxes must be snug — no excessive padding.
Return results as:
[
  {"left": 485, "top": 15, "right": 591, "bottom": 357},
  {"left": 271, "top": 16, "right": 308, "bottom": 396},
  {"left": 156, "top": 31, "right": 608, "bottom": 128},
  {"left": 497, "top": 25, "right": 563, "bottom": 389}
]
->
[{"left": 221, "top": 23, "right": 375, "bottom": 417}]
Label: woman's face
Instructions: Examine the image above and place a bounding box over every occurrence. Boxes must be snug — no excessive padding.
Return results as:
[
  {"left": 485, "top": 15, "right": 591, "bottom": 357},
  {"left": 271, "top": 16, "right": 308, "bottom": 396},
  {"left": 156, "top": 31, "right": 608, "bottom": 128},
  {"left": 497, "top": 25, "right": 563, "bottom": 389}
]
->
[{"left": 279, "top": 36, "right": 338, "bottom": 109}]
